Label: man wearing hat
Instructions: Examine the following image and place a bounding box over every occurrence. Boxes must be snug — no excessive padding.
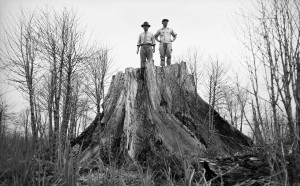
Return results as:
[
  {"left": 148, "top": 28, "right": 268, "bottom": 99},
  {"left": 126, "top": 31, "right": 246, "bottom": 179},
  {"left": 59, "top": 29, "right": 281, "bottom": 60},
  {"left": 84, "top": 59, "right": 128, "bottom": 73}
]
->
[
  {"left": 137, "top": 21, "right": 156, "bottom": 70},
  {"left": 154, "top": 19, "right": 177, "bottom": 66}
]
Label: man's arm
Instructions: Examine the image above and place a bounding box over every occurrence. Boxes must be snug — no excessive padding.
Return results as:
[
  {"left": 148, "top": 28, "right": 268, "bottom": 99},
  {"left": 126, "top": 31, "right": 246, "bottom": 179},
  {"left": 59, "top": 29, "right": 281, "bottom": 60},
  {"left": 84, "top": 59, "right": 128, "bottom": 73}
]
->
[
  {"left": 151, "top": 34, "right": 156, "bottom": 53},
  {"left": 171, "top": 29, "right": 177, "bottom": 42},
  {"left": 171, "top": 35, "right": 177, "bottom": 42},
  {"left": 154, "top": 30, "right": 161, "bottom": 42},
  {"left": 137, "top": 34, "right": 141, "bottom": 54}
]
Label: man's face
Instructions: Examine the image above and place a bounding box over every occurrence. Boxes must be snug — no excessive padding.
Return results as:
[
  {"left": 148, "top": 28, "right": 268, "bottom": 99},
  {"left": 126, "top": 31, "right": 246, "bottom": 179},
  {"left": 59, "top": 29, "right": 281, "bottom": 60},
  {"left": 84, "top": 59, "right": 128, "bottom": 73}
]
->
[
  {"left": 143, "top": 26, "right": 149, "bottom": 31},
  {"left": 162, "top": 21, "right": 168, "bottom": 27}
]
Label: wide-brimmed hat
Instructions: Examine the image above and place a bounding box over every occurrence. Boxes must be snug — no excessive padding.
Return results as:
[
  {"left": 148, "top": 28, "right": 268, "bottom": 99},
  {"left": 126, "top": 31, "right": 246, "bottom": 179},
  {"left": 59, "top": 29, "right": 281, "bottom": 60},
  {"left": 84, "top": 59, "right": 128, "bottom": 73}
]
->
[
  {"left": 162, "top": 19, "right": 169, "bottom": 23},
  {"left": 141, "top": 21, "right": 151, "bottom": 27}
]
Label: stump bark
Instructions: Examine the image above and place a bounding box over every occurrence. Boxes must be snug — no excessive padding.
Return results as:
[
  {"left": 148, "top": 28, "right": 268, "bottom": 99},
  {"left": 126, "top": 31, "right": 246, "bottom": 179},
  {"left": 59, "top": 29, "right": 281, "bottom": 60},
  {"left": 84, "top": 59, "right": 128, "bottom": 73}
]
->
[{"left": 71, "top": 61, "right": 252, "bottom": 167}]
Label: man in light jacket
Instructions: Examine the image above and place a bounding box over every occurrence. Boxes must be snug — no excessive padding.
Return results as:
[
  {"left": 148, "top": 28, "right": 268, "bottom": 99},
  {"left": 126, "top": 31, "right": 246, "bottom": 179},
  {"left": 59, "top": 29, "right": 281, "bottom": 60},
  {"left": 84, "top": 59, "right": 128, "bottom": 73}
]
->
[
  {"left": 154, "top": 19, "right": 177, "bottom": 66},
  {"left": 137, "top": 21, "right": 156, "bottom": 70}
]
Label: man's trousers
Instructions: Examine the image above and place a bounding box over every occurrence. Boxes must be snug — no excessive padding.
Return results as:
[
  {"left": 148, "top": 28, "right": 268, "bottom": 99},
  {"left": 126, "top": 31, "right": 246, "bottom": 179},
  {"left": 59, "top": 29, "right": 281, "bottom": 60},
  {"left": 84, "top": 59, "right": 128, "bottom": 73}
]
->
[
  {"left": 159, "top": 43, "right": 172, "bottom": 66},
  {"left": 140, "top": 45, "right": 153, "bottom": 68}
]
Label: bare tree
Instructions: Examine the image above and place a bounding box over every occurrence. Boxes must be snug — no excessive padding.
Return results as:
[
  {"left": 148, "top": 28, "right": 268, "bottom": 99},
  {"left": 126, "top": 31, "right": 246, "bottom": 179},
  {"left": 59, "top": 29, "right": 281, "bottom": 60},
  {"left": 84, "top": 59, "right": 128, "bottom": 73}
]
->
[
  {"left": 239, "top": 0, "right": 300, "bottom": 182},
  {"left": 185, "top": 48, "right": 204, "bottom": 97},
  {"left": 296, "top": 52, "right": 300, "bottom": 152},
  {"left": 1, "top": 10, "right": 39, "bottom": 150},
  {"left": 38, "top": 74, "right": 54, "bottom": 152},
  {"left": 75, "top": 97, "right": 92, "bottom": 136},
  {"left": 241, "top": 0, "right": 300, "bottom": 143},
  {"left": 0, "top": 95, "right": 11, "bottom": 141},
  {"left": 36, "top": 8, "right": 94, "bottom": 159},
  {"left": 37, "top": 8, "right": 67, "bottom": 159},
  {"left": 235, "top": 78, "right": 250, "bottom": 133},
  {"left": 205, "top": 57, "right": 229, "bottom": 141},
  {"left": 68, "top": 74, "right": 91, "bottom": 140},
  {"left": 15, "top": 108, "right": 30, "bottom": 154},
  {"left": 292, "top": 0, "right": 300, "bottom": 154},
  {"left": 222, "top": 85, "right": 239, "bottom": 127},
  {"left": 83, "top": 47, "right": 113, "bottom": 115}
]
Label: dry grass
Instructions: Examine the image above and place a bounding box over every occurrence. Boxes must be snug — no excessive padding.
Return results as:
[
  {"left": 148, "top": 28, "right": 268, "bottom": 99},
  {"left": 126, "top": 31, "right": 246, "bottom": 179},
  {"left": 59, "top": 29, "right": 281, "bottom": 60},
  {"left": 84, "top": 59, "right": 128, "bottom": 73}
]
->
[{"left": 0, "top": 132, "right": 298, "bottom": 186}]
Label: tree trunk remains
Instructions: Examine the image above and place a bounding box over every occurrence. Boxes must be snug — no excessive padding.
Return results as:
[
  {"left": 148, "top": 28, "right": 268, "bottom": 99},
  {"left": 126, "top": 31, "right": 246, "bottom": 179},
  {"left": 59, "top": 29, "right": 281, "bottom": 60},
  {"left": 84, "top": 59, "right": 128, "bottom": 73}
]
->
[{"left": 71, "top": 61, "right": 252, "bottom": 167}]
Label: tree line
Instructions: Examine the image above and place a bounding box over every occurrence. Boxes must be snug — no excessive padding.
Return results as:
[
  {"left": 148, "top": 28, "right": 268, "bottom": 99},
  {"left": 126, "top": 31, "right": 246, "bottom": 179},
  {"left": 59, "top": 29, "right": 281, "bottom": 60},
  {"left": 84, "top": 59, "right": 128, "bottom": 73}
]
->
[
  {"left": 0, "top": 8, "right": 113, "bottom": 163},
  {"left": 181, "top": 0, "right": 300, "bottom": 182}
]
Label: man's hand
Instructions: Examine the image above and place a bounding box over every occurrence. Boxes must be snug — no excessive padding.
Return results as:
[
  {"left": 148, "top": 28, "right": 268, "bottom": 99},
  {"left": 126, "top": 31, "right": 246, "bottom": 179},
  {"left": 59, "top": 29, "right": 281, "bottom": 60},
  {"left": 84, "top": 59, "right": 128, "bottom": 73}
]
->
[{"left": 171, "top": 36, "right": 177, "bottom": 42}]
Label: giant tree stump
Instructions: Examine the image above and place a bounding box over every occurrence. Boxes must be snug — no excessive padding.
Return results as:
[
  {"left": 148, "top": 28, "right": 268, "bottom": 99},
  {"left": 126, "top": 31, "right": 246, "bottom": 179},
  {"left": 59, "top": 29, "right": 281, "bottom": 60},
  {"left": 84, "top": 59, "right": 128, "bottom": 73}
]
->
[{"left": 71, "top": 61, "right": 252, "bottom": 167}]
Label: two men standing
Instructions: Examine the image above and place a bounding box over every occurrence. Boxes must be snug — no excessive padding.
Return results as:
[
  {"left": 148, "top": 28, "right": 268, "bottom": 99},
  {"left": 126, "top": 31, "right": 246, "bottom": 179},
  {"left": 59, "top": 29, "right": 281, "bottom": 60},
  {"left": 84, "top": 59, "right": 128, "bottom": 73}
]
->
[{"left": 137, "top": 19, "right": 177, "bottom": 68}]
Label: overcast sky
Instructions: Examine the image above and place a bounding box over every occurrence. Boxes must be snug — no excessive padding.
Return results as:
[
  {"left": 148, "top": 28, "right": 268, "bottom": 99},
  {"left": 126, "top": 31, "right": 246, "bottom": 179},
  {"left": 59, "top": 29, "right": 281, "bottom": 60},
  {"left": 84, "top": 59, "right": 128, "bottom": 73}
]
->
[{"left": 0, "top": 0, "right": 254, "bottom": 112}]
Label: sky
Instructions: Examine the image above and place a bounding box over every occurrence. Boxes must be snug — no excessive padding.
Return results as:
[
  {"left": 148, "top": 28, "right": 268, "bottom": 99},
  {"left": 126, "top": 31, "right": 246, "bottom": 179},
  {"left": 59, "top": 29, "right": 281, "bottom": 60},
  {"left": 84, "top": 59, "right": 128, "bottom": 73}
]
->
[{"left": 0, "top": 0, "right": 254, "bottom": 112}]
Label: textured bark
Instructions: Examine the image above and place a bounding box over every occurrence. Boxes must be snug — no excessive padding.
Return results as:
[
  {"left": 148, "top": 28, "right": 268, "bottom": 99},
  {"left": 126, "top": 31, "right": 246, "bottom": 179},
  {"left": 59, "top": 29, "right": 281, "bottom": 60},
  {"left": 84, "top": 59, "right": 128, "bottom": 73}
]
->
[
  {"left": 296, "top": 55, "right": 300, "bottom": 149},
  {"left": 295, "top": 55, "right": 300, "bottom": 183},
  {"left": 29, "top": 89, "right": 38, "bottom": 151},
  {"left": 60, "top": 63, "right": 73, "bottom": 151},
  {"left": 72, "top": 61, "right": 252, "bottom": 167}
]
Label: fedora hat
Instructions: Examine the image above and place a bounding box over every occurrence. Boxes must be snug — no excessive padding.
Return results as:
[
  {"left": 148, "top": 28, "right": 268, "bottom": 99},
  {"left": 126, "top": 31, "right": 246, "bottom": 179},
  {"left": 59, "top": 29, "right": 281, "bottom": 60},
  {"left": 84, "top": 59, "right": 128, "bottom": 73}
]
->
[
  {"left": 162, "top": 19, "right": 169, "bottom": 23},
  {"left": 141, "top": 21, "right": 151, "bottom": 27}
]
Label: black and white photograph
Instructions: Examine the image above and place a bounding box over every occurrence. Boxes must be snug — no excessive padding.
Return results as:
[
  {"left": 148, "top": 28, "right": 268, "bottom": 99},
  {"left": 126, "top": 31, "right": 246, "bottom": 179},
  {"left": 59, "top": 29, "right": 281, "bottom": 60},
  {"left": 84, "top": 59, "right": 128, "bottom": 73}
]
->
[{"left": 0, "top": 0, "right": 300, "bottom": 185}]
